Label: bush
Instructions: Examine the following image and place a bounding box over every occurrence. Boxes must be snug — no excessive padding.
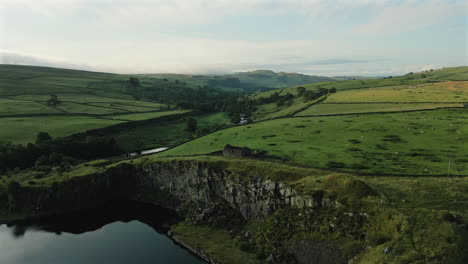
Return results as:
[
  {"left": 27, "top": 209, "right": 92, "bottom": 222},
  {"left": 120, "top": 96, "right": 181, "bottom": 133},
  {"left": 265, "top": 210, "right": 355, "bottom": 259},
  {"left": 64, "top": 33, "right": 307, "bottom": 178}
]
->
[
  {"left": 348, "top": 139, "right": 362, "bottom": 144},
  {"left": 7, "top": 181, "right": 20, "bottom": 195},
  {"left": 327, "top": 161, "right": 346, "bottom": 168},
  {"left": 186, "top": 116, "right": 197, "bottom": 132},
  {"left": 35, "top": 132, "right": 52, "bottom": 144}
]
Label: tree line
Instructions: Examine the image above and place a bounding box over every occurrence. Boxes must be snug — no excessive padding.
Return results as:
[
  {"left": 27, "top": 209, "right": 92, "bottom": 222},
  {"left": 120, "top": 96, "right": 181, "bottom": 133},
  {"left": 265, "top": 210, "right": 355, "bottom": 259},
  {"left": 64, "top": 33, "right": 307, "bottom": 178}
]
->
[
  {"left": 0, "top": 132, "right": 121, "bottom": 175},
  {"left": 223, "top": 86, "right": 336, "bottom": 123}
]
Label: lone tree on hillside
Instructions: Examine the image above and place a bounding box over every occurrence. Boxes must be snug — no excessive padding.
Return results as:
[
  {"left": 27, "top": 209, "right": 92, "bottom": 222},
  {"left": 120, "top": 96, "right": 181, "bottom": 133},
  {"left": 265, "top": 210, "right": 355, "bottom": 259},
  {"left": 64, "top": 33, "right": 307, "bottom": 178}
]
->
[
  {"left": 128, "top": 77, "right": 141, "bottom": 86},
  {"left": 47, "top": 95, "right": 61, "bottom": 106},
  {"left": 35, "top": 132, "right": 52, "bottom": 144},
  {"left": 296, "top": 86, "right": 306, "bottom": 96},
  {"left": 186, "top": 117, "right": 197, "bottom": 132},
  {"left": 329, "top": 87, "right": 337, "bottom": 93}
]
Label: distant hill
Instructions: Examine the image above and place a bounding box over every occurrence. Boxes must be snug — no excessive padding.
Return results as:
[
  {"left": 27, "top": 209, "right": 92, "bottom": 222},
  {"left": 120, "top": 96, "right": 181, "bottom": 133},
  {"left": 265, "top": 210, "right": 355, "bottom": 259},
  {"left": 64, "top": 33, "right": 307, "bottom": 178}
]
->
[
  {"left": 144, "top": 70, "right": 339, "bottom": 92},
  {"left": 331, "top": 76, "right": 371, "bottom": 81},
  {"left": 229, "top": 70, "right": 336, "bottom": 89}
]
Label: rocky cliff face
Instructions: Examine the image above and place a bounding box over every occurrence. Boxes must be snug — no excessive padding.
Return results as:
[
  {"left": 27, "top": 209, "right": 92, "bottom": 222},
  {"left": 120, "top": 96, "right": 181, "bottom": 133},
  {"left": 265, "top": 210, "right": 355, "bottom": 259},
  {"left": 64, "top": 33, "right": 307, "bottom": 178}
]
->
[
  {"left": 6, "top": 159, "right": 337, "bottom": 222},
  {"left": 139, "top": 160, "right": 336, "bottom": 220},
  {"left": 5, "top": 163, "right": 138, "bottom": 218}
]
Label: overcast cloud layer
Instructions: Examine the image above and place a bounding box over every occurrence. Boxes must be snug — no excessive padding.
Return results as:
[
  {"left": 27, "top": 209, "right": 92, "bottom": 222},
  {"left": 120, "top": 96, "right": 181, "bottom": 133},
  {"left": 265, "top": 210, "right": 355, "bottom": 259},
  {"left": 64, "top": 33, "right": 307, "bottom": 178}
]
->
[{"left": 0, "top": 0, "right": 466, "bottom": 76}]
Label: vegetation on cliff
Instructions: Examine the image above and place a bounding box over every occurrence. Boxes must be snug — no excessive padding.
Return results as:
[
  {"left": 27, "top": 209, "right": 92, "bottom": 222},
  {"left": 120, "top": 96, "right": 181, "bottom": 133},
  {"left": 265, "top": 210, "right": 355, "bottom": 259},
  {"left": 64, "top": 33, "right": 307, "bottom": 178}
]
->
[{"left": 2, "top": 156, "right": 467, "bottom": 263}]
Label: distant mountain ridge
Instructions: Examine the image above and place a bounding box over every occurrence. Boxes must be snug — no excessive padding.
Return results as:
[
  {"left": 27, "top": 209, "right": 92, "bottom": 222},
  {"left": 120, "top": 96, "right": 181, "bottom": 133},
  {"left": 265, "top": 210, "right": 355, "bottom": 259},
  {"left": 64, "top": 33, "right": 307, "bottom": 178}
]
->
[
  {"left": 229, "top": 69, "right": 336, "bottom": 89},
  {"left": 146, "top": 69, "right": 364, "bottom": 92}
]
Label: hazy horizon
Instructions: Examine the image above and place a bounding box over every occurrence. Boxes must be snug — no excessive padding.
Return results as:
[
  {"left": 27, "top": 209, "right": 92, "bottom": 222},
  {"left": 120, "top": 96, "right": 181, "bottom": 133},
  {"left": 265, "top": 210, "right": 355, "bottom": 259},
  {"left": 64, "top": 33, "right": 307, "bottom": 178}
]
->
[{"left": 1, "top": 0, "right": 466, "bottom": 76}]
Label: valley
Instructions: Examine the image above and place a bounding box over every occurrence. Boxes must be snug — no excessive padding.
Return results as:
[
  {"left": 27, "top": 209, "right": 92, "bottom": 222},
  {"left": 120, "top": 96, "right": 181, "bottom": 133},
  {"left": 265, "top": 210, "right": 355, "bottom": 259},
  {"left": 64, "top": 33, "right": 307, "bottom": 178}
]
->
[{"left": 0, "top": 65, "right": 467, "bottom": 264}]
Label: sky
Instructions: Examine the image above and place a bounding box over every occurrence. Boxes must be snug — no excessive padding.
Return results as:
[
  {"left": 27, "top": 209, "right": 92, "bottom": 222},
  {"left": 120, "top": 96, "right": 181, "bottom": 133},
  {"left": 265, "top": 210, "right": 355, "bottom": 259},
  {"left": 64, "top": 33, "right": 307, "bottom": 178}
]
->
[{"left": 0, "top": 0, "right": 467, "bottom": 76}]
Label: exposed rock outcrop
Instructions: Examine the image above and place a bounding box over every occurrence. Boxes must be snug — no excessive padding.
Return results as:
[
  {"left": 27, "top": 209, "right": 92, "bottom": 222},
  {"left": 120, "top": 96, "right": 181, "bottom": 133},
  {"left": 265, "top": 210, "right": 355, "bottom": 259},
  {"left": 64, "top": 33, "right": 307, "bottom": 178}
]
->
[
  {"left": 5, "top": 159, "right": 340, "bottom": 222},
  {"left": 139, "top": 160, "right": 332, "bottom": 220}
]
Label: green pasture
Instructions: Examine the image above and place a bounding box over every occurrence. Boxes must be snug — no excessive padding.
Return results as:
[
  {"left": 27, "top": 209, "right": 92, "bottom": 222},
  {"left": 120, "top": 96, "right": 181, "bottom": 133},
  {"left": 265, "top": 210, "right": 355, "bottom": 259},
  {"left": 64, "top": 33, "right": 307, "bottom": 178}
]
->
[
  {"left": 326, "top": 82, "right": 468, "bottom": 103},
  {"left": 111, "top": 110, "right": 188, "bottom": 121},
  {"left": 252, "top": 96, "right": 326, "bottom": 121},
  {"left": 0, "top": 98, "right": 60, "bottom": 115},
  {"left": 157, "top": 108, "right": 468, "bottom": 175},
  {"left": 295, "top": 103, "right": 463, "bottom": 116},
  {"left": 115, "top": 112, "right": 231, "bottom": 151},
  {"left": 0, "top": 116, "right": 123, "bottom": 144},
  {"left": 251, "top": 66, "right": 468, "bottom": 101}
]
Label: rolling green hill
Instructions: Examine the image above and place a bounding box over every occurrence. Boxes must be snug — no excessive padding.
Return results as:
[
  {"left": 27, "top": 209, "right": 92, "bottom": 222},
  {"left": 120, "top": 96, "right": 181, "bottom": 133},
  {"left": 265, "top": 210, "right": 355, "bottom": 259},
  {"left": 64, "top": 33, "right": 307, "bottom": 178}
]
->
[
  {"left": 142, "top": 69, "right": 337, "bottom": 92},
  {"left": 245, "top": 66, "right": 468, "bottom": 121},
  {"left": 154, "top": 66, "right": 468, "bottom": 176},
  {"left": 1, "top": 64, "right": 468, "bottom": 264},
  {"left": 0, "top": 64, "right": 195, "bottom": 144}
]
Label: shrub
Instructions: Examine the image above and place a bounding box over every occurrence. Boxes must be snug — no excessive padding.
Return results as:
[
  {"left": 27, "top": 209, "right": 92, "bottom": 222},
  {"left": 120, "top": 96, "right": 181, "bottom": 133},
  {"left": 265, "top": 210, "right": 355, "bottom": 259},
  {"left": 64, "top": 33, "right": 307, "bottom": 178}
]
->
[
  {"left": 7, "top": 181, "right": 20, "bottom": 195},
  {"left": 327, "top": 161, "right": 346, "bottom": 168}
]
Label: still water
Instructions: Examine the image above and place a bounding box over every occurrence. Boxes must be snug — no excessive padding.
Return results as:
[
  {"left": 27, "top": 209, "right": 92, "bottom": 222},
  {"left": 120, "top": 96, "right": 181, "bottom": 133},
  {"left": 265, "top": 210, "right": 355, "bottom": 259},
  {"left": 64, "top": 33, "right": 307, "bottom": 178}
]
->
[{"left": 0, "top": 202, "right": 205, "bottom": 264}]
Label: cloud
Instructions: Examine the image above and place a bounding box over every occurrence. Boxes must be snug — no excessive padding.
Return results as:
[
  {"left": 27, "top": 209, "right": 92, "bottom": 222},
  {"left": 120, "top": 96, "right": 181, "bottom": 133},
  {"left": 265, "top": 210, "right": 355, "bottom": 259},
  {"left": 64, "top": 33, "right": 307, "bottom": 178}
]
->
[
  {"left": 0, "top": 0, "right": 418, "bottom": 27},
  {"left": 2, "top": 0, "right": 464, "bottom": 30},
  {"left": 313, "top": 59, "right": 370, "bottom": 65},
  {"left": 353, "top": 0, "right": 466, "bottom": 35},
  {"left": 1, "top": 0, "right": 464, "bottom": 76},
  {"left": 1, "top": 48, "right": 444, "bottom": 77},
  {"left": 0, "top": 50, "right": 95, "bottom": 71}
]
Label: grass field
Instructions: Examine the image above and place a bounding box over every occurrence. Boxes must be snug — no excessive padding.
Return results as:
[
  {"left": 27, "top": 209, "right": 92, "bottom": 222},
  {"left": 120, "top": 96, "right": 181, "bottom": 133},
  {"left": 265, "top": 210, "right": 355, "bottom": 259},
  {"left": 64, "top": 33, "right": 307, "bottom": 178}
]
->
[
  {"left": 2, "top": 94, "right": 167, "bottom": 116},
  {"left": 0, "top": 65, "right": 190, "bottom": 144},
  {"left": 252, "top": 96, "right": 326, "bottom": 121},
  {"left": 115, "top": 112, "right": 231, "bottom": 151},
  {"left": 0, "top": 98, "right": 61, "bottom": 115},
  {"left": 251, "top": 67, "right": 468, "bottom": 100},
  {"left": 1, "top": 64, "right": 468, "bottom": 263},
  {"left": 325, "top": 81, "right": 468, "bottom": 103},
  {"left": 250, "top": 70, "right": 468, "bottom": 121},
  {"left": 0, "top": 116, "right": 123, "bottom": 144},
  {"left": 157, "top": 108, "right": 468, "bottom": 175},
  {"left": 110, "top": 110, "right": 189, "bottom": 121},
  {"left": 295, "top": 103, "right": 463, "bottom": 116}
]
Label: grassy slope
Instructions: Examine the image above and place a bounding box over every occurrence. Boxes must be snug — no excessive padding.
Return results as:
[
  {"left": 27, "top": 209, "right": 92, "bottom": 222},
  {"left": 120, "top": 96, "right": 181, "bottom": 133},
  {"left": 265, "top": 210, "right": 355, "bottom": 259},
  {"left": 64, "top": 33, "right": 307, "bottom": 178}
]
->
[
  {"left": 2, "top": 65, "right": 468, "bottom": 262},
  {"left": 295, "top": 103, "right": 463, "bottom": 116},
  {"left": 157, "top": 108, "right": 468, "bottom": 175},
  {"left": 115, "top": 112, "right": 231, "bottom": 152},
  {"left": 250, "top": 67, "right": 468, "bottom": 120},
  {"left": 156, "top": 67, "right": 468, "bottom": 176},
  {"left": 143, "top": 70, "right": 336, "bottom": 91},
  {"left": 0, "top": 116, "right": 123, "bottom": 144},
  {"left": 0, "top": 65, "right": 188, "bottom": 144},
  {"left": 325, "top": 81, "right": 468, "bottom": 103}
]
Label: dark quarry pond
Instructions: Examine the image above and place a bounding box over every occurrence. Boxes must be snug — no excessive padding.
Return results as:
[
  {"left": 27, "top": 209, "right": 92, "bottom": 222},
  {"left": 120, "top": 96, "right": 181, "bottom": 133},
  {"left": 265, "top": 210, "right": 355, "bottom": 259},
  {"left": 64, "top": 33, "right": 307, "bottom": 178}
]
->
[{"left": 0, "top": 201, "right": 205, "bottom": 264}]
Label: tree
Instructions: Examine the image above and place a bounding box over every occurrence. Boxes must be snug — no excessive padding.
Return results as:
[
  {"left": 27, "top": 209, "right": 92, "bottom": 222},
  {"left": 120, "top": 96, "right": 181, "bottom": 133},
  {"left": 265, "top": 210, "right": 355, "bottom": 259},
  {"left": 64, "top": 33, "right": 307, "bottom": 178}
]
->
[
  {"left": 48, "top": 152, "right": 63, "bottom": 165},
  {"left": 303, "top": 90, "right": 322, "bottom": 101},
  {"left": 7, "top": 181, "right": 20, "bottom": 195},
  {"left": 230, "top": 114, "right": 241, "bottom": 124},
  {"left": 276, "top": 98, "right": 287, "bottom": 107},
  {"left": 318, "top": 88, "right": 329, "bottom": 96},
  {"left": 47, "top": 95, "right": 61, "bottom": 106},
  {"left": 296, "top": 87, "right": 306, "bottom": 96},
  {"left": 128, "top": 77, "right": 141, "bottom": 86},
  {"left": 35, "top": 132, "right": 52, "bottom": 144},
  {"left": 35, "top": 155, "right": 49, "bottom": 166},
  {"left": 186, "top": 117, "right": 197, "bottom": 132},
  {"left": 329, "top": 87, "right": 337, "bottom": 93}
]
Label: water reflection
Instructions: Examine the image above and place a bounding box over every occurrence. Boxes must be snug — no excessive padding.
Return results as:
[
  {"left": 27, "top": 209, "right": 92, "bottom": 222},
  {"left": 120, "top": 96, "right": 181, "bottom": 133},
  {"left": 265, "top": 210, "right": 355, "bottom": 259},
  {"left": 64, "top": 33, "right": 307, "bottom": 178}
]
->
[{"left": 0, "top": 201, "right": 205, "bottom": 264}]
